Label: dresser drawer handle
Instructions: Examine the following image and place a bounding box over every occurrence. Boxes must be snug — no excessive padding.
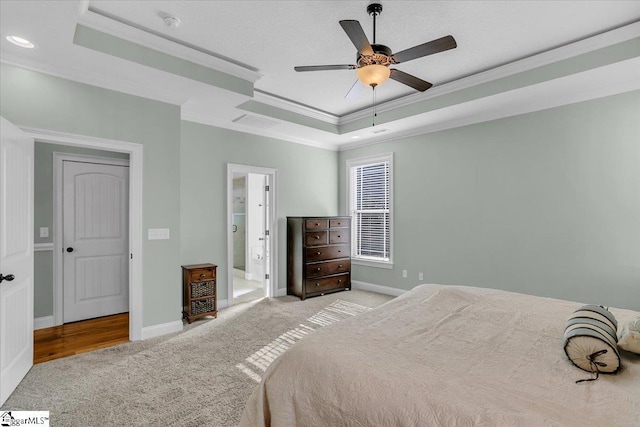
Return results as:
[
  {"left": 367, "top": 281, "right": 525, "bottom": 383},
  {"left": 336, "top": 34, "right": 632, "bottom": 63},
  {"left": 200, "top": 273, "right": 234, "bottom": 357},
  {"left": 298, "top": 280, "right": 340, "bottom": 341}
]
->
[
  {"left": 338, "top": 280, "right": 342, "bottom": 283},
  {"left": 315, "top": 223, "right": 319, "bottom": 226},
  {"left": 337, "top": 235, "right": 341, "bottom": 238},
  {"left": 315, "top": 235, "right": 320, "bottom": 239},
  {"left": 199, "top": 273, "right": 206, "bottom": 278},
  {"left": 338, "top": 250, "right": 342, "bottom": 253},
  {"left": 316, "top": 267, "right": 321, "bottom": 271},
  {"left": 316, "top": 251, "right": 321, "bottom": 255},
  {"left": 338, "top": 265, "right": 343, "bottom": 268},
  {"left": 315, "top": 283, "right": 320, "bottom": 287}
]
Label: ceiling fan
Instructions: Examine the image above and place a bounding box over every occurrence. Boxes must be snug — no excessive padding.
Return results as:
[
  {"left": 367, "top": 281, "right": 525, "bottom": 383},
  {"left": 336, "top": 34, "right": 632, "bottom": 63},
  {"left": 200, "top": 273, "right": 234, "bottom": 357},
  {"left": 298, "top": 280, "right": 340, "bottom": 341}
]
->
[{"left": 294, "top": 3, "right": 457, "bottom": 98}]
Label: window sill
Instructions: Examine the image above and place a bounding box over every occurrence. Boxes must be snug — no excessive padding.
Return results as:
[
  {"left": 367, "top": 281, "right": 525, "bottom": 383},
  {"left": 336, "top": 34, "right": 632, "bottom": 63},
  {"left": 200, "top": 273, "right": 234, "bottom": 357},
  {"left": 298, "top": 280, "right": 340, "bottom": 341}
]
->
[{"left": 352, "top": 258, "right": 394, "bottom": 269}]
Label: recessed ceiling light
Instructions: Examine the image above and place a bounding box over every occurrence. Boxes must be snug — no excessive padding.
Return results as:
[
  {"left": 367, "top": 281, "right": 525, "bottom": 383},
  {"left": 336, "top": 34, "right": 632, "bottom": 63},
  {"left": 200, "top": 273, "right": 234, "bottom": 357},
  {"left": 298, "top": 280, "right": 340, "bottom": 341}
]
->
[{"left": 6, "top": 36, "right": 35, "bottom": 48}]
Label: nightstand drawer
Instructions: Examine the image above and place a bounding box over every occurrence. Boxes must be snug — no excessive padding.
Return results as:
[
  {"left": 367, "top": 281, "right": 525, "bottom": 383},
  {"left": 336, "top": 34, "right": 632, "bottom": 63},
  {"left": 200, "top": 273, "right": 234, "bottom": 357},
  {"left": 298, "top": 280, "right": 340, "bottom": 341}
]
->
[{"left": 190, "top": 268, "right": 215, "bottom": 283}]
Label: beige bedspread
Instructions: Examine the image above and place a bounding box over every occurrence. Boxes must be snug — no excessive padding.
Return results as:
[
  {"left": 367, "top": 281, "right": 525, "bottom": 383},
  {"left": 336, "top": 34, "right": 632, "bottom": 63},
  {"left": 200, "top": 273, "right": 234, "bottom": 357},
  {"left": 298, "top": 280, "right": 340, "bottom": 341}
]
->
[{"left": 240, "top": 284, "right": 640, "bottom": 426}]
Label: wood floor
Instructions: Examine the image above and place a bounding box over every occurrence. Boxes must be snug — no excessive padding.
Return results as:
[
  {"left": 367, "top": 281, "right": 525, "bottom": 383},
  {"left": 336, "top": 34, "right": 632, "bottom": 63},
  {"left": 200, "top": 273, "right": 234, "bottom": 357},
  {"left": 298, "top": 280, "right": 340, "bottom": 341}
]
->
[{"left": 34, "top": 313, "right": 129, "bottom": 364}]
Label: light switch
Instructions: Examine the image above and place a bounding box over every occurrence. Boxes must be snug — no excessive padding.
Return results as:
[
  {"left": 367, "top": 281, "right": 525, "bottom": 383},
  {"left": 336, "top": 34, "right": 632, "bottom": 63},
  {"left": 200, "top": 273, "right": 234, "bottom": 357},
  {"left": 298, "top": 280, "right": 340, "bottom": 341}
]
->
[
  {"left": 39, "top": 227, "right": 49, "bottom": 238},
  {"left": 148, "top": 228, "right": 170, "bottom": 240}
]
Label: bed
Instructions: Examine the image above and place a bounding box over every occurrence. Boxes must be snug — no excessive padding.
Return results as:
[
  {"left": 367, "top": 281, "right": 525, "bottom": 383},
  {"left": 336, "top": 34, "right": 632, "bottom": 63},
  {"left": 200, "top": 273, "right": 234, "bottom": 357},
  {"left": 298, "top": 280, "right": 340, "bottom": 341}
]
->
[{"left": 239, "top": 284, "right": 640, "bottom": 426}]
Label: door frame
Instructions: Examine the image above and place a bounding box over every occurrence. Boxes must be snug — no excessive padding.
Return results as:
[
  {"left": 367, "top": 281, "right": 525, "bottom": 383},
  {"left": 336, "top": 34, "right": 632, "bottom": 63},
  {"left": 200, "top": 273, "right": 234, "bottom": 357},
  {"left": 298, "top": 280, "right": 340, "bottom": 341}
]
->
[
  {"left": 226, "top": 164, "right": 278, "bottom": 304},
  {"left": 53, "top": 153, "right": 130, "bottom": 325},
  {"left": 22, "top": 127, "right": 144, "bottom": 341}
]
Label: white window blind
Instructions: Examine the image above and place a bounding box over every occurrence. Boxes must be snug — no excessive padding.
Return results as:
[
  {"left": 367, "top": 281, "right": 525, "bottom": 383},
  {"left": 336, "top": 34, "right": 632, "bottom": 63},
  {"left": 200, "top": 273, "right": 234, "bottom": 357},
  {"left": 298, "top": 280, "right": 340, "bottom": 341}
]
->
[{"left": 349, "top": 156, "right": 391, "bottom": 263}]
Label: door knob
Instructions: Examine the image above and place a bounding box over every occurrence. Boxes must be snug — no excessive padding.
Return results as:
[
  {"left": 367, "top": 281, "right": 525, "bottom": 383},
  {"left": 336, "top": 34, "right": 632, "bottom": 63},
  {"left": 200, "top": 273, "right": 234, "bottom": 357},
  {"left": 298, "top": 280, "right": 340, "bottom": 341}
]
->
[
  {"left": 66, "top": 247, "right": 74, "bottom": 253},
  {"left": 0, "top": 274, "right": 15, "bottom": 283}
]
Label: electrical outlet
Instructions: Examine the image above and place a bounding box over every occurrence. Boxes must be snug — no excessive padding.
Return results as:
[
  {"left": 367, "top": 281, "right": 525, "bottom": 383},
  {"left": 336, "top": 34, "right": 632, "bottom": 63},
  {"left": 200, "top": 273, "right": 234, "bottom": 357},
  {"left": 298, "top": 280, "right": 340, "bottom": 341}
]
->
[
  {"left": 419, "top": 272, "right": 424, "bottom": 281},
  {"left": 402, "top": 270, "right": 407, "bottom": 278}
]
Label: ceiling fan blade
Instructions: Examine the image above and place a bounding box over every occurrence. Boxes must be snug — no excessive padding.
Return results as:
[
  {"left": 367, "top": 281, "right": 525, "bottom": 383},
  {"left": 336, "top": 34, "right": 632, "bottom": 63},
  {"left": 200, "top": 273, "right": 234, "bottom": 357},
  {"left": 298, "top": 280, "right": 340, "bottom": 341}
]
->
[
  {"left": 294, "top": 64, "right": 356, "bottom": 72},
  {"left": 339, "top": 20, "right": 374, "bottom": 56},
  {"left": 392, "top": 35, "right": 457, "bottom": 64},
  {"left": 345, "top": 80, "right": 366, "bottom": 99},
  {"left": 390, "top": 69, "right": 433, "bottom": 92}
]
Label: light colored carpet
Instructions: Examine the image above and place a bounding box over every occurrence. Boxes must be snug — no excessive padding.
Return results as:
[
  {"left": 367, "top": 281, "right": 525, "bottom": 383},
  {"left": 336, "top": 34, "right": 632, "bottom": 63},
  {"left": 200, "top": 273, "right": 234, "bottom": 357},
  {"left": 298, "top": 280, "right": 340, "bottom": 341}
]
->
[{"left": 2, "top": 290, "right": 393, "bottom": 426}]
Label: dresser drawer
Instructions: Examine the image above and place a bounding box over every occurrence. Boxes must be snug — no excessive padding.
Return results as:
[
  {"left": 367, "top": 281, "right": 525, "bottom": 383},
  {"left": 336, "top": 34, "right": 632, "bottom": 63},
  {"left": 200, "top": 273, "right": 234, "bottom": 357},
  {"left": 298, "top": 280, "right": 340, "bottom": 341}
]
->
[
  {"left": 305, "top": 219, "right": 328, "bottom": 230},
  {"left": 329, "top": 230, "right": 349, "bottom": 244},
  {"left": 329, "top": 219, "right": 349, "bottom": 228},
  {"left": 306, "top": 259, "right": 351, "bottom": 278},
  {"left": 190, "top": 268, "right": 215, "bottom": 283},
  {"left": 306, "top": 274, "right": 350, "bottom": 293},
  {"left": 305, "top": 244, "right": 349, "bottom": 262},
  {"left": 305, "top": 230, "right": 328, "bottom": 246}
]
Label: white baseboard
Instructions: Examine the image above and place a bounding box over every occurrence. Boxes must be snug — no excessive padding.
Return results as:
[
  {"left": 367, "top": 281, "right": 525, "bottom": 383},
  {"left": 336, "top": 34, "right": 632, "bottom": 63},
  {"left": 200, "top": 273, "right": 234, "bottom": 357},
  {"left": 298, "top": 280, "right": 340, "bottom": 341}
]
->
[
  {"left": 34, "top": 315, "right": 54, "bottom": 330},
  {"left": 351, "top": 280, "right": 407, "bottom": 297},
  {"left": 244, "top": 272, "right": 253, "bottom": 281},
  {"left": 276, "top": 288, "right": 287, "bottom": 297},
  {"left": 141, "top": 320, "right": 183, "bottom": 340},
  {"left": 218, "top": 299, "right": 229, "bottom": 309}
]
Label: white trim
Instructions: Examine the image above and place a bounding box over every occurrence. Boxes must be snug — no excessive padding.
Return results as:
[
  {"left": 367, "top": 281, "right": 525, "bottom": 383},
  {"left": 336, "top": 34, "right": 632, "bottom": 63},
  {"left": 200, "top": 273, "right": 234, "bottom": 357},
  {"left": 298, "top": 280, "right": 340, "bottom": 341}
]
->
[
  {"left": 0, "top": 54, "right": 186, "bottom": 107},
  {"left": 34, "top": 315, "right": 54, "bottom": 330},
  {"left": 23, "top": 126, "right": 144, "bottom": 341},
  {"left": 253, "top": 90, "right": 340, "bottom": 125},
  {"left": 34, "top": 243, "right": 54, "bottom": 252},
  {"left": 217, "top": 299, "right": 229, "bottom": 310},
  {"left": 226, "top": 164, "right": 279, "bottom": 307},
  {"left": 78, "top": 9, "right": 262, "bottom": 84},
  {"left": 53, "top": 152, "right": 130, "bottom": 330},
  {"left": 351, "top": 280, "right": 406, "bottom": 297},
  {"left": 141, "top": 320, "right": 183, "bottom": 340},
  {"left": 346, "top": 153, "right": 394, "bottom": 267},
  {"left": 180, "top": 112, "right": 341, "bottom": 152},
  {"left": 276, "top": 288, "right": 287, "bottom": 297}
]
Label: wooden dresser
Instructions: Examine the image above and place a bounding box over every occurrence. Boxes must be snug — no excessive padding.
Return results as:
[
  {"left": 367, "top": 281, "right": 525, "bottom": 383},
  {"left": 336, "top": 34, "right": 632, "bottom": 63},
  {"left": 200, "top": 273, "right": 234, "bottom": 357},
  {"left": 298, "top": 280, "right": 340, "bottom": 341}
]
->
[
  {"left": 181, "top": 263, "right": 217, "bottom": 323},
  {"left": 287, "top": 217, "right": 351, "bottom": 300}
]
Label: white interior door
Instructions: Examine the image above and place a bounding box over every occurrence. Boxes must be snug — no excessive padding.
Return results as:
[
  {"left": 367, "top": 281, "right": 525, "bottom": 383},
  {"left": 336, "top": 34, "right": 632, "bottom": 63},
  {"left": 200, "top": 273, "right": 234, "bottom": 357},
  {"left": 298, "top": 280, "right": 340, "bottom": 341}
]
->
[
  {"left": 0, "top": 117, "right": 34, "bottom": 406},
  {"left": 63, "top": 160, "right": 129, "bottom": 323}
]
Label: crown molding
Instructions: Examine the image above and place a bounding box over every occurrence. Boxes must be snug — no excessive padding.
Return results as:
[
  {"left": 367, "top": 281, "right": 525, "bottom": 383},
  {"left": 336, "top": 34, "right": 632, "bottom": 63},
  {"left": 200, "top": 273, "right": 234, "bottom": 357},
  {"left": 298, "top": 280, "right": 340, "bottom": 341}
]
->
[
  {"left": 78, "top": 8, "right": 262, "bottom": 84},
  {"left": 1, "top": 54, "right": 187, "bottom": 106},
  {"left": 339, "top": 21, "right": 640, "bottom": 125},
  {"left": 253, "top": 90, "right": 340, "bottom": 125},
  {"left": 338, "top": 57, "right": 640, "bottom": 151},
  {"left": 180, "top": 110, "right": 340, "bottom": 151}
]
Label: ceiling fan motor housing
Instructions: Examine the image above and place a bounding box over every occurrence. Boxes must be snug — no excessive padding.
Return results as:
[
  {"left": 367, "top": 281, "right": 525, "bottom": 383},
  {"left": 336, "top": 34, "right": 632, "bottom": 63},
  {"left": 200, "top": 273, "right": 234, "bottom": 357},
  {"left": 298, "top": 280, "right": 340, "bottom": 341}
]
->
[{"left": 357, "top": 44, "right": 393, "bottom": 67}]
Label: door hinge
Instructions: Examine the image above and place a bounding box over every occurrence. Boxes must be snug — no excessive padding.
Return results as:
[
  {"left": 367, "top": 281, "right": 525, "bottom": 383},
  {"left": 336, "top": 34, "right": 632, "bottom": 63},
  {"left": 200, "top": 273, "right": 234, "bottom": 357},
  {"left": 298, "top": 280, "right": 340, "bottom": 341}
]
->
[
  {"left": 265, "top": 274, "right": 270, "bottom": 280},
  {"left": 265, "top": 230, "right": 270, "bottom": 236},
  {"left": 130, "top": 253, "right": 133, "bottom": 259},
  {"left": 265, "top": 185, "right": 270, "bottom": 191}
]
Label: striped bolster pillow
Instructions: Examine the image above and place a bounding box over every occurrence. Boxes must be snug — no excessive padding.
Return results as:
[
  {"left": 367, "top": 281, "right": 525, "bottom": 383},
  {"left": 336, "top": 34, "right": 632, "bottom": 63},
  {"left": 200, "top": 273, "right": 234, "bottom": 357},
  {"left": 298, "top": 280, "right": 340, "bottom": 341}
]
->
[{"left": 564, "top": 305, "right": 620, "bottom": 376}]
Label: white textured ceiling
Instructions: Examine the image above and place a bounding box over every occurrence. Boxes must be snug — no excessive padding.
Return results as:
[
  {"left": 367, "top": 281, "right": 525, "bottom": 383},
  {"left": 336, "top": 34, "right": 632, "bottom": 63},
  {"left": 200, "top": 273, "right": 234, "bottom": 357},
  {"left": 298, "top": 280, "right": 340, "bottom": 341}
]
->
[
  {"left": 1, "top": 1, "right": 639, "bottom": 149},
  {"left": 88, "top": 0, "right": 640, "bottom": 115}
]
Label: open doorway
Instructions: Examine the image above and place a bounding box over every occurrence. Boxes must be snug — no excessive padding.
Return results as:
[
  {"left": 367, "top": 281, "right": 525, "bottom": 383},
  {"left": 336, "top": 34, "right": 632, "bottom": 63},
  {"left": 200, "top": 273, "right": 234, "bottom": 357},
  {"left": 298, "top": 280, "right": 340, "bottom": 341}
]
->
[
  {"left": 24, "top": 127, "right": 144, "bottom": 343},
  {"left": 232, "top": 172, "right": 265, "bottom": 304},
  {"left": 227, "top": 164, "right": 278, "bottom": 306}
]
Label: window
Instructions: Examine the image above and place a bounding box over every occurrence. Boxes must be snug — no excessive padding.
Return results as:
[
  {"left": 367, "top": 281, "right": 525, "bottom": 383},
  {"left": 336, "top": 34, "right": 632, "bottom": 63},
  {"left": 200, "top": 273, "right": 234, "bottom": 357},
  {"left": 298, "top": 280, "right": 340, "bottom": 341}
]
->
[{"left": 347, "top": 153, "right": 393, "bottom": 267}]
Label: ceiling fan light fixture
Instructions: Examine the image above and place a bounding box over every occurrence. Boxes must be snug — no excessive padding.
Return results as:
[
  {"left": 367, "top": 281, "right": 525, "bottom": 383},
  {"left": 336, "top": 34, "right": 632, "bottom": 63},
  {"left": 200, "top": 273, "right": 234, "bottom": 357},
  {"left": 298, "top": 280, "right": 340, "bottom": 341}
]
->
[{"left": 357, "top": 64, "right": 390, "bottom": 88}]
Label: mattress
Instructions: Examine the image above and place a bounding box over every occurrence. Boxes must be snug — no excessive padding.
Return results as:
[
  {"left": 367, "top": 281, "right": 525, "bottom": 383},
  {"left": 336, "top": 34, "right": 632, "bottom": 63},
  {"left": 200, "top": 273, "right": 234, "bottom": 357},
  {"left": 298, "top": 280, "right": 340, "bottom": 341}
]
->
[{"left": 240, "top": 284, "right": 640, "bottom": 426}]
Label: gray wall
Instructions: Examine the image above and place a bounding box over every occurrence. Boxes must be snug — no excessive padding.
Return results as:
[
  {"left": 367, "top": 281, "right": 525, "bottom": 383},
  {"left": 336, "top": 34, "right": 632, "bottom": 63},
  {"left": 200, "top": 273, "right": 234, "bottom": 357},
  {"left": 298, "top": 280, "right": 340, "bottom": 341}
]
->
[
  {"left": 180, "top": 121, "right": 339, "bottom": 300},
  {"left": 33, "top": 142, "right": 128, "bottom": 318},
  {"left": 1, "top": 64, "right": 182, "bottom": 327},
  {"left": 339, "top": 90, "right": 640, "bottom": 310}
]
